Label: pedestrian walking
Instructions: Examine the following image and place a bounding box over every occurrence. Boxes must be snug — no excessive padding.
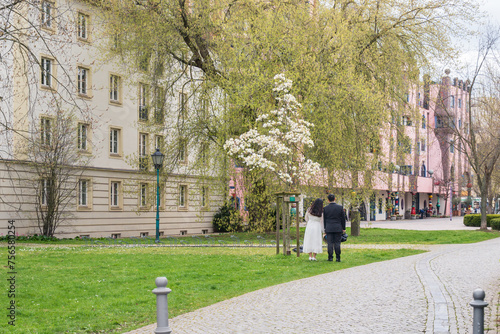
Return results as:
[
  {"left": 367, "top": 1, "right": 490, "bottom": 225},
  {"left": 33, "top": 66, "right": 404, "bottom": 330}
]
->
[
  {"left": 302, "top": 198, "right": 324, "bottom": 261},
  {"left": 323, "top": 194, "right": 346, "bottom": 262}
]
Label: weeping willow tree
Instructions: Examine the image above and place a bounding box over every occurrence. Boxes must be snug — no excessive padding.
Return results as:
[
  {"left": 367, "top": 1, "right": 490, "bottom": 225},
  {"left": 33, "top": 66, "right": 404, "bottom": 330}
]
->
[{"left": 94, "top": 0, "right": 478, "bottom": 228}]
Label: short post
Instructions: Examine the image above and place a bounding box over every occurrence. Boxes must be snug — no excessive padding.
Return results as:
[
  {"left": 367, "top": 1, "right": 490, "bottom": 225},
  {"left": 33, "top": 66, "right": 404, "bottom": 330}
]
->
[
  {"left": 470, "top": 288, "right": 488, "bottom": 334},
  {"left": 152, "top": 277, "right": 172, "bottom": 334}
]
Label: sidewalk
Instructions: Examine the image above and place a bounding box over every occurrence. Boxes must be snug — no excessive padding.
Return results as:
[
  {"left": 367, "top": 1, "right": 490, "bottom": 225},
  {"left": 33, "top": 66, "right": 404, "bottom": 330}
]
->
[{"left": 125, "top": 218, "right": 499, "bottom": 334}]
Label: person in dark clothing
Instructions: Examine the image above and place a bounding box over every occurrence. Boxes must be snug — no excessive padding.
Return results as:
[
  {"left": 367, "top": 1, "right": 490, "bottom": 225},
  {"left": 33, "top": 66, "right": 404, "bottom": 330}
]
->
[{"left": 323, "top": 194, "right": 346, "bottom": 262}]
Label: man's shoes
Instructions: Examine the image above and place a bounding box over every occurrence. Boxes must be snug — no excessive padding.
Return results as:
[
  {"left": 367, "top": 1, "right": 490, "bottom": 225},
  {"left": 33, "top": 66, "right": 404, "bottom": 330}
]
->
[
  {"left": 327, "top": 258, "right": 333, "bottom": 261},
  {"left": 336, "top": 259, "right": 341, "bottom": 262}
]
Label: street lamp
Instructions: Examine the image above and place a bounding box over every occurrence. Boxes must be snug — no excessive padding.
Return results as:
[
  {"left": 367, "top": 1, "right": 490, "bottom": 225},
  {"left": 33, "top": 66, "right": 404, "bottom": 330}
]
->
[{"left": 151, "top": 148, "right": 165, "bottom": 242}]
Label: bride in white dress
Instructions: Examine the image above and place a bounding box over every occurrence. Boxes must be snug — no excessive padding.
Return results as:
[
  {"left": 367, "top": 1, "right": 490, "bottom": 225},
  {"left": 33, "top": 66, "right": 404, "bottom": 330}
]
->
[{"left": 302, "top": 198, "right": 324, "bottom": 261}]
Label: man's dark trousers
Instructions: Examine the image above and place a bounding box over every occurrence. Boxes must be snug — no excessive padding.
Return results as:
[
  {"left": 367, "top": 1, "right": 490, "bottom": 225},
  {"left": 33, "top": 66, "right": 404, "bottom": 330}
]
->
[{"left": 326, "top": 232, "right": 342, "bottom": 261}]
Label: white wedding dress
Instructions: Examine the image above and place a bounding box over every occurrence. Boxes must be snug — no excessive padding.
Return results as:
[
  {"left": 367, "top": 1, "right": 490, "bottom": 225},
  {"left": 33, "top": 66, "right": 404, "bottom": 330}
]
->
[{"left": 302, "top": 212, "right": 324, "bottom": 254}]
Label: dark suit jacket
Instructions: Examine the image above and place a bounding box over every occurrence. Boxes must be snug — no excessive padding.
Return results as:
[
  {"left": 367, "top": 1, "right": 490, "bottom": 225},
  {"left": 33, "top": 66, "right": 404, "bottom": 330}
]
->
[{"left": 323, "top": 202, "right": 346, "bottom": 233}]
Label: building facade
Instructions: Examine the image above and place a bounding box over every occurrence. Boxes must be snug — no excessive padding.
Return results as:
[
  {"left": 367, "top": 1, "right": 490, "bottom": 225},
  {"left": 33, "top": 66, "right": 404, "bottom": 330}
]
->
[{"left": 0, "top": 0, "right": 224, "bottom": 238}]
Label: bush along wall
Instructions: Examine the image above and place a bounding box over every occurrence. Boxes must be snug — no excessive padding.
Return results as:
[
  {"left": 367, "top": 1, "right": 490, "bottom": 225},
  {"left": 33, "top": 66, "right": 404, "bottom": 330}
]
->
[{"left": 463, "top": 214, "right": 500, "bottom": 227}]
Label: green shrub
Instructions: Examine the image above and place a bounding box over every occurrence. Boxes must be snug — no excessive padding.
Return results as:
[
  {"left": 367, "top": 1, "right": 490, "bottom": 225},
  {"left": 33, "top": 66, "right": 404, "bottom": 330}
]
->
[
  {"left": 463, "top": 214, "right": 500, "bottom": 227},
  {"left": 212, "top": 202, "right": 244, "bottom": 233},
  {"left": 0, "top": 234, "right": 60, "bottom": 242},
  {"left": 491, "top": 218, "right": 500, "bottom": 231}
]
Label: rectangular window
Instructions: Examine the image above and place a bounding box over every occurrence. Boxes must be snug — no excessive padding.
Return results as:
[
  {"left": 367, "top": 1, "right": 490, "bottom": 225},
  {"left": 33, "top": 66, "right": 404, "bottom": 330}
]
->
[
  {"left": 139, "top": 84, "right": 148, "bottom": 121},
  {"left": 110, "top": 128, "right": 120, "bottom": 155},
  {"left": 140, "top": 183, "right": 147, "bottom": 207},
  {"left": 77, "top": 67, "right": 88, "bottom": 95},
  {"left": 139, "top": 133, "right": 148, "bottom": 170},
  {"left": 458, "top": 98, "right": 462, "bottom": 108},
  {"left": 110, "top": 181, "right": 120, "bottom": 207},
  {"left": 458, "top": 119, "right": 462, "bottom": 129},
  {"left": 77, "top": 123, "right": 88, "bottom": 150},
  {"left": 78, "top": 179, "right": 88, "bottom": 206},
  {"left": 402, "top": 116, "right": 412, "bottom": 126},
  {"left": 41, "top": 179, "right": 50, "bottom": 206},
  {"left": 109, "top": 75, "right": 120, "bottom": 102},
  {"left": 421, "top": 139, "right": 426, "bottom": 152},
  {"left": 154, "top": 86, "right": 165, "bottom": 124},
  {"left": 40, "top": 117, "right": 51, "bottom": 146},
  {"left": 378, "top": 198, "right": 383, "bottom": 214},
  {"left": 450, "top": 95, "right": 455, "bottom": 108},
  {"left": 41, "top": 57, "right": 52, "bottom": 87},
  {"left": 180, "top": 92, "right": 188, "bottom": 118},
  {"left": 41, "top": 1, "right": 53, "bottom": 28},
  {"left": 77, "top": 12, "right": 88, "bottom": 39},
  {"left": 450, "top": 141, "right": 455, "bottom": 153},
  {"left": 179, "top": 185, "right": 187, "bottom": 208},
  {"left": 201, "top": 186, "right": 208, "bottom": 208},
  {"left": 179, "top": 138, "right": 187, "bottom": 163},
  {"left": 155, "top": 135, "right": 164, "bottom": 150},
  {"left": 422, "top": 115, "right": 426, "bottom": 129}
]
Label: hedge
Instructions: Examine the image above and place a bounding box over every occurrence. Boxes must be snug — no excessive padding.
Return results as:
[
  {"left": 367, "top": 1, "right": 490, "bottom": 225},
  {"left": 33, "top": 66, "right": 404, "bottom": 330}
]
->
[
  {"left": 491, "top": 218, "right": 500, "bottom": 231},
  {"left": 463, "top": 214, "right": 500, "bottom": 227}
]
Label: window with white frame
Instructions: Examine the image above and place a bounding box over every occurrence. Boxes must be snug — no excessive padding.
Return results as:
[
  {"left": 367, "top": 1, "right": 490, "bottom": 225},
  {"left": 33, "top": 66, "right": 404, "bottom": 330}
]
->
[
  {"left": 458, "top": 98, "right": 462, "bottom": 108},
  {"left": 154, "top": 86, "right": 165, "bottom": 123},
  {"left": 78, "top": 179, "right": 88, "bottom": 206},
  {"left": 179, "top": 185, "right": 187, "bottom": 208},
  {"left": 155, "top": 135, "right": 164, "bottom": 150},
  {"left": 77, "top": 67, "right": 88, "bottom": 95},
  {"left": 109, "top": 74, "right": 120, "bottom": 102},
  {"left": 201, "top": 186, "right": 208, "bottom": 208},
  {"left": 139, "top": 132, "right": 148, "bottom": 170},
  {"left": 77, "top": 123, "right": 88, "bottom": 151},
  {"left": 40, "top": 117, "right": 51, "bottom": 146},
  {"left": 77, "top": 12, "right": 88, "bottom": 39},
  {"left": 110, "top": 181, "right": 121, "bottom": 207},
  {"left": 422, "top": 114, "right": 426, "bottom": 129},
  {"left": 109, "top": 128, "right": 120, "bottom": 155},
  {"left": 41, "top": 178, "right": 50, "bottom": 206},
  {"left": 179, "top": 138, "right": 187, "bottom": 163},
  {"left": 450, "top": 95, "right": 455, "bottom": 108},
  {"left": 450, "top": 141, "right": 455, "bottom": 153},
  {"left": 41, "top": 1, "right": 53, "bottom": 28},
  {"left": 420, "top": 139, "right": 426, "bottom": 152},
  {"left": 140, "top": 183, "right": 147, "bottom": 207},
  {"left": 139, "top": 84, "right": 148, "bottom": 121},
  {"left": 180, "top": 92, "right": 188, "bottom": 118},
  {"left": 41, "top": 57, "right": 52, "bottom": 87}
]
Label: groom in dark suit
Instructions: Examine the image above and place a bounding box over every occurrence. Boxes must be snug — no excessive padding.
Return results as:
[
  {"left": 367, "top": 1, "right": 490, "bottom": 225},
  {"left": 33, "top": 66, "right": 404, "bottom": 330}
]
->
[{"left": 323, "top": 194, "right": 346, "bottom": 262}]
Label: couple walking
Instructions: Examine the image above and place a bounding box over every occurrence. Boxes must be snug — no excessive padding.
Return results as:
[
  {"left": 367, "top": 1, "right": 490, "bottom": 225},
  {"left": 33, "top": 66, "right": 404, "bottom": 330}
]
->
[{"left": 303, "top": 194, "right": 346, "bottom": 262}]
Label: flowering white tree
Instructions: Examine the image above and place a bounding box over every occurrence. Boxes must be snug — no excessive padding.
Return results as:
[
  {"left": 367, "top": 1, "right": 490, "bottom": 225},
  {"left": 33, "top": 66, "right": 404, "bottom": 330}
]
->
[{"left": 224, "top": 74, "right": 321, "bottom": 188}]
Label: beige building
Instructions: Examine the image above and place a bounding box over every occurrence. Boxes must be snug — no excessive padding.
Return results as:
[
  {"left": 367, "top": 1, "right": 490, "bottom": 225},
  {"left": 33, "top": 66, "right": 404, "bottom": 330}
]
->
[{"left": 0, "top": 0, "right": 223, "bottom": 238}]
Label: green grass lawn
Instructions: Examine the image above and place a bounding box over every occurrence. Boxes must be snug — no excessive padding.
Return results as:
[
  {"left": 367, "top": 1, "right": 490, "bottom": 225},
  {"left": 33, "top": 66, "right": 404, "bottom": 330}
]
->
[{"left": 1, "top": 228, "right": 498, "bottom": 334}]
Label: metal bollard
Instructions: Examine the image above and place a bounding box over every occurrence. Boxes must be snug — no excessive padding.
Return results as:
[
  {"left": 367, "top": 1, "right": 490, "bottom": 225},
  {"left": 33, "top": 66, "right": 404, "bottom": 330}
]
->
[
  {"left": 470, "top": 288, "right": 488, "bottom": 334},
  {"left": 152, "top": 277, "right": 172, "bottom": 334}
]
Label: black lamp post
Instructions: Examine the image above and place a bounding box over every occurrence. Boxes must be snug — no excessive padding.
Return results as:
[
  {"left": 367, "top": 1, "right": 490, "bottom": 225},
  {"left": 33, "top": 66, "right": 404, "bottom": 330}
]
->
[{"left": 151, "top": 148, "right": 165, "bottom": 242}]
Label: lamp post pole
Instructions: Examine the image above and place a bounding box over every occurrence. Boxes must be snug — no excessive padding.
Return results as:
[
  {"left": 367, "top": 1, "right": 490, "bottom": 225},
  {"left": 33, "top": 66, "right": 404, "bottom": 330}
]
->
[{"left": 151, "top": 149, "right": 165, "bottom": 243}]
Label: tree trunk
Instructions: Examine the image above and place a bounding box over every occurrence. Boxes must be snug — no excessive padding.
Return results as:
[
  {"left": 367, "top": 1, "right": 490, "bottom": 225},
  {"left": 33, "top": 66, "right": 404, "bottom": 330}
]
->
[{"left": 351, "top": 211, "right": 360, "bottom": 236}]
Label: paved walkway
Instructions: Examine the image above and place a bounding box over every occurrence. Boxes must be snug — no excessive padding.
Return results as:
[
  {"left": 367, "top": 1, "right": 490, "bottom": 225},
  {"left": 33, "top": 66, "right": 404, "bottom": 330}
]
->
[{"left": 125, "top": 218, "right": 500, "bottom": 334}]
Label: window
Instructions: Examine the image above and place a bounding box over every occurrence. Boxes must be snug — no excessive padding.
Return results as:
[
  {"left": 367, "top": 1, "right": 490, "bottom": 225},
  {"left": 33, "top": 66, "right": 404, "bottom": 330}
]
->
[
  {"left": 139, "top": 84, "right": 148, "bottom": 121},
  {"left": 179, "top": 138, "right": 187, "bottom": 163},
  {"left": 109, "top": 74, "right": 120, "bottom": 103},
  {"left": 450, "top": 95, "right": 455, "bottom": 108},
  {"left": 400, "top": 165, "right": 412, "bottom": 176},
  {"left": 404, "top": 92, "right": 409, "bottom": 102},
  {"left": 458, "top": 119, "right": 462, "bottom": 129},
  {"left": 450, "top": 141, "right": 455, "bottom": 153},
  {"left": 201, "top": 186, "right": 208, "bottom": 208},
  {"left": 40, "top": 117, "right": 51, "bottom": 146},
  {"left": 77, "top": 67, "right": 88, "bottom": 95},
  {"left": 41, "top": 178, "right": 51, "bottom": 206},
  {"left": 378, "top": 198, "right": 383, "bottom": 214},
  {"left": 180, "top": 92, "right": 188, "bottom": 118},
  {"left": 420, "top": 140, "right": 426, "bottom": 152},
  {"left": 109, "top": 128, "right": 121, "bottom": 155},
  {"left": 458, "top": 98, "right": 462, "bottom": 109},
  {"left": 155, "top": 135, "right": 164, "bottom": 150},
  {"left": 435, "top": 116, "right": 444, "bottom": 128},
  {"left": 110, "top": 181, "right": 121, "bottom": 208},
  {"left": 77, "top": 12, "right": 88, "bottom": 40},
  {"left": 77, "top": 123, "right": 88, "bottom": 151},
  {"left": 422, "top": 114, "right": 426, "bottom": 129},
  {"left": 402, "top": 116, "right": 412, "bottom": 126},
  {"left": 41, "top": 1, "right": 53, "bottom": 28},
  {"left": 200, "top": 143, "right": 208, "bottom": 165},
  {"left": 139, "top": 132, "right": 149, "bottom": 170},
  {"left": 140, "top": 183, "right": 147, "bottom": 207},
  {"left": 154, "top": 86, "right": 165, "bottom": 123},
  {"left": 421, "top": 164, "right": 426, "bottom": 177},
  {"left": 179, "top": 184, "right": 187, "bottom": 208},
  {"left": 41, "top": 57, "right": 52, "bottom": 87},
  {"left": 78, "top": 179, "right": 88, "bottom": 206}
]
